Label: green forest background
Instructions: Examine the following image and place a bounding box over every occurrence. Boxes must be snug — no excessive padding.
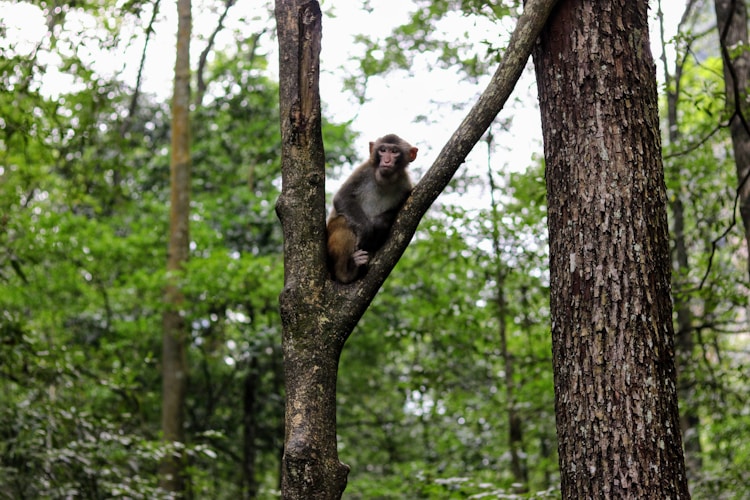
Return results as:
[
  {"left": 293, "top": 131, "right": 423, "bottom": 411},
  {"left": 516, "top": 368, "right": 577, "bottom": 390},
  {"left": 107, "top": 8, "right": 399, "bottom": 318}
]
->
[{"left": 1, "top": 0, "right": 749, "bottom": 498}]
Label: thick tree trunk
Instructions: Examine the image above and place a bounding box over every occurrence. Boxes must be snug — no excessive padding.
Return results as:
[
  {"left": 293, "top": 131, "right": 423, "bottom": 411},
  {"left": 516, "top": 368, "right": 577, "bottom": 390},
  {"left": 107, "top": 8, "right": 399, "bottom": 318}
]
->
[
  {"left": 159, "top": 0, "right": 192, "bottom": 494},
  {"left": 714, "top": 0, "right": 750, "bottom": 280},
  {"left": 533, "top": 1, "right": 691, "bottom": 498}
]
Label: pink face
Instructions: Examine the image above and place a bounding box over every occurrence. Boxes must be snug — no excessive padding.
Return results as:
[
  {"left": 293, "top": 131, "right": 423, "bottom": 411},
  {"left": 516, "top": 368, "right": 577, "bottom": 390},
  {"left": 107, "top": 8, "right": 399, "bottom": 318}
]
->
[
  {"left": 377, "top": 145, "right": 402, "bottom": 170},
  {"left": 368, "top": 137, "right": 418, "bottom": 177}
]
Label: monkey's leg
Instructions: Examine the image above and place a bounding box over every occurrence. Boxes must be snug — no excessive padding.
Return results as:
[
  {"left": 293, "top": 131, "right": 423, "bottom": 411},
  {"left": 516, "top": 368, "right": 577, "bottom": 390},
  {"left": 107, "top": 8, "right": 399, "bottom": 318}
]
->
[{"left": 327, "top": 216, "right": 363, "bottom": 283}]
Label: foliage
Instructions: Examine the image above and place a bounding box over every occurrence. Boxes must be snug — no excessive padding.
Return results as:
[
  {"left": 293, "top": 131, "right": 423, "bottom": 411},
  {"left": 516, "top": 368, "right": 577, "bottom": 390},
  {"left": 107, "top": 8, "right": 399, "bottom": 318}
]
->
[
  {"left": 343, "top": 0, "right": 518, "bottom": 102},
  {"left": 2, "top": 0, "right": 750, "bottom": 498},
  {"left": 0, "top": 2, "right": 352, "bottom": 496},
  {"left": 338, "top": 164, "right": 557, "bottom": 497},
  {"left": 662, "top": 32, "right": 750, "bottom": 500}
]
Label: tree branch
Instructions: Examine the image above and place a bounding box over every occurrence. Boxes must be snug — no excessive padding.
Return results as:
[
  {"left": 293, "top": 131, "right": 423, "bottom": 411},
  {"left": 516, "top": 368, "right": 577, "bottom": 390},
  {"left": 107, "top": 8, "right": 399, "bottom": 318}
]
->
[
  {"left": 195, "top": 0, "right": 237, "bottom": 107},
  {"left": 332, "top": 0, "right": 561, "bottom": 339},
  {"left": 121, "top": 0, "right": 161, "bottom": 137}
]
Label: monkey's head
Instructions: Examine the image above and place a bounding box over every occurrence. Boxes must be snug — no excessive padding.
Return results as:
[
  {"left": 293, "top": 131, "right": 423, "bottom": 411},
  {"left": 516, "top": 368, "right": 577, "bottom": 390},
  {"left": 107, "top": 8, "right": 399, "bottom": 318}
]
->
[{"left": 369, "top": 134, "right": 418, "bottom": 179}]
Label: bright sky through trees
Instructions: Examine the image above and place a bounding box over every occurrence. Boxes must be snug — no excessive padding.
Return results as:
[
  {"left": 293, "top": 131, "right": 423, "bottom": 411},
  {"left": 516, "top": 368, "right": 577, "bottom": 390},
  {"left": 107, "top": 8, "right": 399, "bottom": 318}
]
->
[{"left": 1, "top": 0, "right": 681, "bottom": 187}]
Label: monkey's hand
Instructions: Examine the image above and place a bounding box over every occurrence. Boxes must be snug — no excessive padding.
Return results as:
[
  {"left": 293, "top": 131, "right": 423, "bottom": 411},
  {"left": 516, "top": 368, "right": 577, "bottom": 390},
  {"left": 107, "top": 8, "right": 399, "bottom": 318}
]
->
[{"left": 352, "top": 249, "right": 369, "bottom": 267}]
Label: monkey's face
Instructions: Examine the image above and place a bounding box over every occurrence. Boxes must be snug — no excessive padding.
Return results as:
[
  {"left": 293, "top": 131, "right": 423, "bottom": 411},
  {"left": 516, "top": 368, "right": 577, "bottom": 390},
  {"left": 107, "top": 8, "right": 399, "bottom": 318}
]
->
[
  {"left": 368, "top": 135, "right": 418, "bottom": 181},
  {"left": 376, "top": 145, "right": 405, "bottom": 175}
]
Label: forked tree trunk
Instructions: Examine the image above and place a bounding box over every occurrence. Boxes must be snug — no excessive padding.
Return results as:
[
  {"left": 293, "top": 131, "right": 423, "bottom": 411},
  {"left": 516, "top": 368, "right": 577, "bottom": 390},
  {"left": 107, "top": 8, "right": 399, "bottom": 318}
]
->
[
  {"left": 275, "top": 2, "right": 350, "bottom": 498},
  {"left": 160, "top": 0, "right": 191, "bottom": 494},
  {"left": 714, "top": 0, "right": 750, "bottom": 279},
  {"left": 532, "top": 0, "right": 691, "bottom": 498},
  {"left": 274, "top": 0, "right": 558, "bottom": 498}
]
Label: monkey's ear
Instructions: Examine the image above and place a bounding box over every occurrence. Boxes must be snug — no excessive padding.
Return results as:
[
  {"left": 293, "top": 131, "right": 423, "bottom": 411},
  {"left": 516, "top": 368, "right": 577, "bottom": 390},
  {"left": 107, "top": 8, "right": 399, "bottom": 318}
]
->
[
  {"left": 408, "top": 147, "right": 418, "bottom": 162},
  {"left": 369, "top": 142, "right": 376, "bottom": 155}
]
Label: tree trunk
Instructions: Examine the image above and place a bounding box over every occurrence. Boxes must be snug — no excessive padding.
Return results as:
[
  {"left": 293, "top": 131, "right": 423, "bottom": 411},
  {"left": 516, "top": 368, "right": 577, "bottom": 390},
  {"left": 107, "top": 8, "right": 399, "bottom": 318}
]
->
[
  {"left": 714, "top": 0, "right": 750, "bottom": 280},
  {"left": 660, "top": 3, "right": 703, "bottom": 478},
  {"left": 242, "top": 357, "right": 259, "bottom": 499},
  {"left": 707, "top": 2, "right": 750, "bottom": 491},
  {"left": 274, "top": 0, "right": 558, "bottom": 497},
  {"left": 275, "top": 2, "right": 349, "bottom": 498},
  {"left": 532, "top": 1, "right": 691, "bottom": 498},
  {"left": 672, "top": 194, "right": 703, "bottom": 478},
  {"left": 498, "top": 271, "right": 528, "bottom": 490},
  {"left": 160, "top": 0, "right": 191, "bottom": 494},
  {"left": 487, "top": 156, "right": 528, "bottom": 490}
]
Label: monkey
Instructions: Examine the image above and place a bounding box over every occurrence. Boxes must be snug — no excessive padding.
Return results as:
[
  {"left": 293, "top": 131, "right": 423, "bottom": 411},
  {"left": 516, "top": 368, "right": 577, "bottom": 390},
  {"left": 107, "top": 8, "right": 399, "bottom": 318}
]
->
[{"left": 326, "top": 134, "right": 418, "bottom": 283}]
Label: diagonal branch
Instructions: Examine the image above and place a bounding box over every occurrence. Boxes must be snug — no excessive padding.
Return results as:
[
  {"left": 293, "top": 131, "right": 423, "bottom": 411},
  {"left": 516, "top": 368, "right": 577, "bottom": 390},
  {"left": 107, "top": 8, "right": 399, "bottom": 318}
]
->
[{"left": 333, "top": 0, "right": 560, "bottom": 337}]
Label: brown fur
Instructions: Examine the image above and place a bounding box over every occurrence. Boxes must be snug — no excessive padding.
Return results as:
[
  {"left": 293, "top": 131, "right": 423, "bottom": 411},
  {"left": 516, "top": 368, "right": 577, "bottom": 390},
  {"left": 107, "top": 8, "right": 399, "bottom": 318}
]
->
[{"left": 326, "top": 134, "right": 417, "bottom": 283}]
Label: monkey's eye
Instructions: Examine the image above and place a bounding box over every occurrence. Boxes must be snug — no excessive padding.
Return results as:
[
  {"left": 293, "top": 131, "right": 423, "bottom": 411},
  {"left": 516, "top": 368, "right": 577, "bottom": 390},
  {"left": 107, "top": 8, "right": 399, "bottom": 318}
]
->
[{"left": 378, "top": 145, "right": 401, "bottom": 156}]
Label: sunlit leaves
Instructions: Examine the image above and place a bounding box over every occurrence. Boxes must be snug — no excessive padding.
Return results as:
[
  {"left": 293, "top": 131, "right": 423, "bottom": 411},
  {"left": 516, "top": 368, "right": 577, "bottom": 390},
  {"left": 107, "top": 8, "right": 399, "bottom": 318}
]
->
[{"left": 343, "top": 0, "right": 517, "bottom": 102}]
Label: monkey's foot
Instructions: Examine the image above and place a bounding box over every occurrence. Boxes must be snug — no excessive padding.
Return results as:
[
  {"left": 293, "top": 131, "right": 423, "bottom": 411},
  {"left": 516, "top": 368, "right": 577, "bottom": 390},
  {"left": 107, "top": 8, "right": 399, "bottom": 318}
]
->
[{"left": 352, "top": 249, "right": 369, "bottom": 266}]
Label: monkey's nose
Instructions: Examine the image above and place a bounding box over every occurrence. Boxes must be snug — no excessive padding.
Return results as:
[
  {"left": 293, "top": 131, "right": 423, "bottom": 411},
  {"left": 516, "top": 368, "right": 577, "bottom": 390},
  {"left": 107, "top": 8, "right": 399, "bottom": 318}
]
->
[{"left": 381, "top": 154, "right": 395, "bottom": 166}]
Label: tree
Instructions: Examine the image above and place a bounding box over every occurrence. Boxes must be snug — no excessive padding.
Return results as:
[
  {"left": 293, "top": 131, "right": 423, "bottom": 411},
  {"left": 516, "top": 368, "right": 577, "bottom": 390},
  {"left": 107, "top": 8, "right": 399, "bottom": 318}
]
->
[
  {"left": 653, "top": 2, "right": 750, "bottom": 494},
  {"left": 659, "top": 0, "right": 704, "bottom": 479},
  {"left": 714, "top": 0, "right": 750, "bottom": 279},
  {"left": 275, "top": 0, "right": 557, "bottom": 497},
  {"left": 160, "top": 0, "right": 192, "bottom": 493},
  {"left": 487, "top": 136, "right": 529, "bottom": 491},
  {"left": 532, "top": 0, "right": 690, "bottom": 498}
]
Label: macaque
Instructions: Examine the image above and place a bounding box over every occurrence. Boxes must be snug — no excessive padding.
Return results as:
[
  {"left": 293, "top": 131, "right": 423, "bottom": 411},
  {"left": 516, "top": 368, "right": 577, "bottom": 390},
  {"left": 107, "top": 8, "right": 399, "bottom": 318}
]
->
[{"left": 326, "top": 134, "right": 418, "bottom": 283}]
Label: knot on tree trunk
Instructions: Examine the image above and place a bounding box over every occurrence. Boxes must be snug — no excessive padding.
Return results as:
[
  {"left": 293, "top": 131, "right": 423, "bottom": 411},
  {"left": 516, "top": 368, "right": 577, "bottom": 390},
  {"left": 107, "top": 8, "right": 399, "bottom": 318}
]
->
[{"left": 283, "top": 445, "right": 350, "bottom": 500}]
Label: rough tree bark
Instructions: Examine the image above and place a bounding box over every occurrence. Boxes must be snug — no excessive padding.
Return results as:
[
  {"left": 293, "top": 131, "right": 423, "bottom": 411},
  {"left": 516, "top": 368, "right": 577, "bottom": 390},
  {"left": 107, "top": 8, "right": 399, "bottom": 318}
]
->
[
  {"left": 159, "top": 0, "right": 191, "bottom": 494},
  {"left": 714, "top": 0, "right": 750, "bottom": 279},
  {"left": 274, "top": 0, "right": 558, "bottom": 498},
  {"left": 533, "top": 0, "right": 691, "bottom": 498}
]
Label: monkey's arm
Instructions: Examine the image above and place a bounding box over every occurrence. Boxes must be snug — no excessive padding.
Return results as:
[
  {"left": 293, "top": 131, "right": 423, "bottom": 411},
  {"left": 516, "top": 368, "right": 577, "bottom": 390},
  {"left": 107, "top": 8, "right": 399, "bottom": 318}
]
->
[
  {"left": 332, "top": 188, "right": 372, "bottom": 241},
  {"left": 366, "top": 204, "right": 406, "bottom": 251}
]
